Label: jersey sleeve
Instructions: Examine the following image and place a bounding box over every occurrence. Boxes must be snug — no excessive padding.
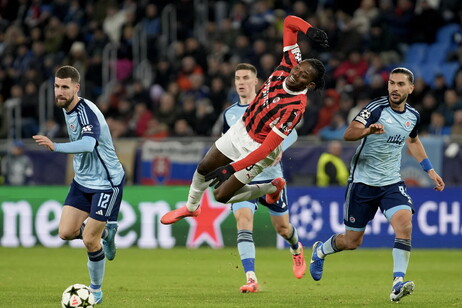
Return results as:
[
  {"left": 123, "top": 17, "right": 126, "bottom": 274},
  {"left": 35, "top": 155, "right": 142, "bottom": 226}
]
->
[
  {"left": 77, "top": 103, "right": 101, "bottom": 141},
  {"left": 409, "top": 111, "right": 420, "bottom": 138},
  {"left": 353, "top": 104, "right": 382, "bottom": 127},
  {"left": 280, "top": 16, "right": 312, "bottom": 69}
]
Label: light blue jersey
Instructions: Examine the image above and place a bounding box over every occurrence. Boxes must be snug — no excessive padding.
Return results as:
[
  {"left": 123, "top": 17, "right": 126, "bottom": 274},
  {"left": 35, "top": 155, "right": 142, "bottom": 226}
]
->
[
  {"left": 349, "top": 96, "right": 420, "bottom": 186},
  {"left": 63, "top": 98, "right": 124, "bottom": 190},
  {"left": 223, "top": 101, "right": 298, "bottom": 181}
]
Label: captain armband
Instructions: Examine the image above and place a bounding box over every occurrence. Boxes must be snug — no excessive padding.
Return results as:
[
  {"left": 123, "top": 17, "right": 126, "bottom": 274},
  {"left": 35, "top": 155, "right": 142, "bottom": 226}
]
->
[{"left": 420, "top": 158, "right": 433, "bottom": 172}]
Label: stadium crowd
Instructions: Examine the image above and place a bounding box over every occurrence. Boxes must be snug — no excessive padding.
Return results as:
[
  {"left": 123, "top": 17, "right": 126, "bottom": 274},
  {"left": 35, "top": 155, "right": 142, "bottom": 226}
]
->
[{"left": 1, "top": 0, "right": 462, "bottom": 141}]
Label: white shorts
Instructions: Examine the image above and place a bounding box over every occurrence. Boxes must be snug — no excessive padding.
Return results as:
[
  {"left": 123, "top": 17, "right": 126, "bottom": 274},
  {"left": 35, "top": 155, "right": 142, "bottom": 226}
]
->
[{"left": 215, "top": 119, "right": 282, "bottom": 184}]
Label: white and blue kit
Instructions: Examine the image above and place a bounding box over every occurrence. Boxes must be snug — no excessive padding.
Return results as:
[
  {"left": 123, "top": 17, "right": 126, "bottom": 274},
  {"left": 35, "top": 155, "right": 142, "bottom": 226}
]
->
[
  {"left": 57, "top": 98, "right": 125, "bottom": 222},
  {"left": 222, "top": 101, "right": 297, "bottom": 215},
  {"left": 345, "top": 96, "right": 419, "bottom": 230}
]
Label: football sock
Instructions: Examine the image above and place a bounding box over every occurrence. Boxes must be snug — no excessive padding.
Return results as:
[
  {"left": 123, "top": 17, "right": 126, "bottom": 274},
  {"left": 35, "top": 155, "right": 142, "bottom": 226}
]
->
[
  {"left": 285, "top": 225, "right": 300, "bottom": 252},
  {"left": 186, "top": 170, "right": 210, "bottom": 211},
  {"left": 392, "top": 238, "right": 411, "bottom": 278},
  {"left": 87, "top": 248, "right": 106, "bottom": 290},
  {"left": 227, "top": 183, "right": 275, "bottom": 203},
  {"left": 237, "top": 229, "right": 255, "bottom": 273},
  {"left": 319, "top": 234, "right": 340, "bottom": 258},
  {"left": 74, "top": 223, "right": 85, "bottom": 240}
]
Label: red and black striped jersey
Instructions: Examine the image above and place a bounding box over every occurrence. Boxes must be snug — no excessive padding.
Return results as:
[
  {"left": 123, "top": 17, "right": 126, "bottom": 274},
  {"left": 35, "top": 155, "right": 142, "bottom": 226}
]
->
[{"left": 242, "top": 44, "right": 307, "bottom": 143}]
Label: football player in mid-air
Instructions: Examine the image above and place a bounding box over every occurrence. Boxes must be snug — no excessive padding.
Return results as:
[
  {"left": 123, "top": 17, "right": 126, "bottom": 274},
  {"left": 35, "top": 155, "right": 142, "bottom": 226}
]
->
[
  {"left": 221, "top": 63, "right": 305, "bottom": 293},
  {"left": 33, "top": 65, "right": 125, "bottom": 304},
  {"left": 309, "top": 67, "right": 445, "bottom": 302},
  {"left": 161, "top": 14, "right": 328, "bottom": 290}
]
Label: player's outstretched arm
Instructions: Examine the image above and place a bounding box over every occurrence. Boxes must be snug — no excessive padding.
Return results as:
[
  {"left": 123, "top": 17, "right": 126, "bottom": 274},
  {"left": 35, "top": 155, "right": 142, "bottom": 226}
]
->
[
  {"left": 33, "top": 135, "right": 55, "bottom": 151},
  {"left": 344, "top": 121, "right": 384, "bottom": 141},
  {"left": 283, "top": 15, "right": 329, "bottom": 48},
  {"left": 406, "top": 137, "right": 445, "bottom": 191}
]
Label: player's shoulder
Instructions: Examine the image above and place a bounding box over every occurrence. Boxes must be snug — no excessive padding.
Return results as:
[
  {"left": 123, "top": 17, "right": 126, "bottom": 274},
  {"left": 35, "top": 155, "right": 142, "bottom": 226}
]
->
[
  {"left": 364, "top": 96, "right": 389, "bottom": 111},
  {"left": 405, "top": 102, "right": 420, "bottom": 117}
]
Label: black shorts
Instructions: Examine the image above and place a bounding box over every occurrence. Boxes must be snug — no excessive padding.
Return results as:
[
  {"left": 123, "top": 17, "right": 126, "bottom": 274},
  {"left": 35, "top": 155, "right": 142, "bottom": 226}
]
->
[{"left": 344, "top": 181, "right": 414, "bottom": 230}]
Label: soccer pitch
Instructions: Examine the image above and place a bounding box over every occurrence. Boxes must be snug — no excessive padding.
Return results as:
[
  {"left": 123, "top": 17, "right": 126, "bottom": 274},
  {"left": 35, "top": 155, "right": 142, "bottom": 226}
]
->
[{"left": 0, "top": 247, "right": 461, "bottom": 307}]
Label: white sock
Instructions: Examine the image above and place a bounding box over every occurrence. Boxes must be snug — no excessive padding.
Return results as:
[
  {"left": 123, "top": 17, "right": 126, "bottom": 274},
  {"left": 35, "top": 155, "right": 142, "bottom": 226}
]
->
[
  {"left": 186, "top": 170, "right": 210, "bottom": 211},
  {"left": 246, "top": 271, "right": 257, "bottom": 283},
  {"left": 227, "top": 183, "right": 276, "bottom": 203}
]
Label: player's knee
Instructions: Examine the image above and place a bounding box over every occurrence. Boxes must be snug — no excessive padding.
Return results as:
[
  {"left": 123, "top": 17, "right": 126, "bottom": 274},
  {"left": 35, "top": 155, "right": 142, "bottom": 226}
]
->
[
  {"left": 82, "top": 236, "right": 100, "bottom": 251},
  {"left": 59, "top": 229, "right": 76, "bottom": 241}
]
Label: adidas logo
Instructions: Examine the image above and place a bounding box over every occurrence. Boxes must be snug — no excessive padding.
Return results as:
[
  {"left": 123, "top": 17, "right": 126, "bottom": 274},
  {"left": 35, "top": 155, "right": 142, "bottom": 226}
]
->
[{"left": 96, "top": 210, "right": 104, "bottom": 216}]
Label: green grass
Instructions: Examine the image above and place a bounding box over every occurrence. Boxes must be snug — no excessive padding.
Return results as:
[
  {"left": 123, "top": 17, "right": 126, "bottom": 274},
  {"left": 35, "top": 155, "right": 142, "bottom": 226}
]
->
[{"left": 0, "top": 247, "right": 461, "bottom": 307}]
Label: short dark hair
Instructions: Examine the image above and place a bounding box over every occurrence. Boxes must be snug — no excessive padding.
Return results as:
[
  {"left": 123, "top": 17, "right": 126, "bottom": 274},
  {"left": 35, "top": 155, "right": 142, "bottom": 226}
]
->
[
  {"left": 235, "top": 63, "right": 257, "bottom": 75},
  {"left": 306, "top": 58, "right": 325, "bottom": 90},
  {"left": 55, "top": 65, "right": 80, "bottom": 83},
  {"left": 390, "top": 67, "right": 414, "bottom": 84}
]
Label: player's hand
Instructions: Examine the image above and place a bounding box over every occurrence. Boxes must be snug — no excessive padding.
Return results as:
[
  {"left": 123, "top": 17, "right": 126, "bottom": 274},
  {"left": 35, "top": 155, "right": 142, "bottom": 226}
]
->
[
  {"left": 205, "top": 165, "right": 236, "bottom": 188},
  {"left": 32, "top": 135, "right": 55, "bottom": 151},
  {"left": 427, "top": 169, "right": 445, "bottom": 191},
  {"left": 306, "top": 27, "right": 329, "bottom": 48},
  {"left": 368, "top": 123, "right": 384, "bottom": 135}
]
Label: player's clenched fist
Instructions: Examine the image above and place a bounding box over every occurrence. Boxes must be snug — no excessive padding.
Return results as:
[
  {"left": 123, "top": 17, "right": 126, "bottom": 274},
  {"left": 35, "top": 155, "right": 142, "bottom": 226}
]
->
[{"left": 368, "top": 123, "right": 384, "bottom": 135}]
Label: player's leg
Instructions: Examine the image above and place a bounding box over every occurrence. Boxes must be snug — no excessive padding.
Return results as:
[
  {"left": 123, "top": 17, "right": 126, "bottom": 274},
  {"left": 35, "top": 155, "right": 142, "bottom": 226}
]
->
[
  {"left": 161, "top": 145, "right": 231, "bottom": 224},
  {"left": 232, "top": 202, "right": 259, "bottom": 293},
  {"left": 59, "top": 206, "right": 89, "bottom": 240},
  {"left": 310, "top": 182, "right": 376, "bottom": 281},
  {"left": 59, "top": 181, "right": 91, "bottom": 240},
  {"left": 101, "top": 181, "right": 124, "bottom": 261},
  {"left": 382, "top": 183, "right": 415, "bottom": 302},
  {"left": 214, "top": 148, "right": 284, "bottom": 204},
  {"left": 270, "top": 214, "right": 306, "bottom": 279},
  {"left": 83, "top": 218, "right": 107, "bottom": 304}
]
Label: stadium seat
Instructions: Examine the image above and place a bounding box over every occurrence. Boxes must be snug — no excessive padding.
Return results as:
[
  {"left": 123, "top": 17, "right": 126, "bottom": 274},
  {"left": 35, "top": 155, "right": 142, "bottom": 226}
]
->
[
  {"left": 417, "top": 63, "right": 436, "bottom": 85},
  {"left": 439, "top": 62, "right": 460, "bottom": 86},
  {"left": 424, "top": 43, "right": 449, "bottom": 64},
  {"left": 404, "top": 43, "right": 428, "bottom": 64},
  {"left": 436, "top": 23, "right": 460, "bottom": 44}
]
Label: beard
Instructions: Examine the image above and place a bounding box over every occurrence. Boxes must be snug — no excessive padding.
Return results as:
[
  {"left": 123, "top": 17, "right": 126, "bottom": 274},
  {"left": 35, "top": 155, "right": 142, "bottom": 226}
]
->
[
  {"left": 390, "top": 93, "right": 408, "bottom": 105},
  {"left": 55, "top": 96, "right": 73, "bottom": 109}
]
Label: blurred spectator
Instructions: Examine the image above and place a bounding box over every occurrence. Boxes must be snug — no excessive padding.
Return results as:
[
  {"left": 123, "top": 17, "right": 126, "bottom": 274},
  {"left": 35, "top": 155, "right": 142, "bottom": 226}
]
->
[
  {"left": 351, "top": 0, "right": 379, "bottom": 35},
  {"left": 367, "top": 19, "right": 401, "bottom": 65},
  {"left": 1, "top": 140, "right": 33, "bottom": 185},
  {"left": 194, "top": 98, "right": 216, "bottom": 136},
  {"left": 20, "top": 81, "right": 39, "bottom": 138},
  {"left": 364, "top": 53, "right": 388, "bottom": 85},
  {"left": 348, "top": 92, "right": 370, "bottom": 123},
  {"left": 38, "top": 118, "right": 63, "bottom": 139},
  {"left": 155, "top": 92, "right": 181, "bottom": 131},
  {"left": 176, "top": 56, "right": 204, "bottom": 91},
  {"left": 312, "top": 89, "right": 340, "bottom": 134},
  {"left": 450, "top": 109, "right": 462, "bottom": 136},
  {"left": 416, "top": 92, "right": 439, "bottom": 132},
  {"left": 316, "top": 140, "right": 349, "bottom": 187},
  {"left": 427, "top": 111, "right": 451, "bottom": 135},
  {"left": 334, "top": 50, "right": 368, "bottom": 84},
  {"left": 141, "top": 3, "right": 161, "bottom": 63},
  {"left": 335, "top": 10, "right": 364, "bottom": 57},
  {"left": 242, "top": 0, "right": 275, "bottom": 40},
  {"left": 319, "top": 112, "right": 348, "bottom": 141},
  {"left": 438, "top": 89, "right": 462, "bottom": 126},
  {"left": 412, "top": 0, "right": 444, "bottom": 43},
  {"left": 172, "top": 118, "right": 194, "bottom": 137}
]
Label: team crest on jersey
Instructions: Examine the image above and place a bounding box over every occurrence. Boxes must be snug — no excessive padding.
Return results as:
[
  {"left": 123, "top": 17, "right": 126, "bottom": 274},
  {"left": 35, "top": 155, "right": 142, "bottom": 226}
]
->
[
  {"left": 272, "top": 97, "right": 280, "bottom": 103},
  {"left": 405, "top": 120, "right": 411, "bottom": 128},
  {"left": 69, "top": 120, "right": 77, "bottom": 132},
  {"left": 82, "top": 125, "right": 93, "bottom": 133}
]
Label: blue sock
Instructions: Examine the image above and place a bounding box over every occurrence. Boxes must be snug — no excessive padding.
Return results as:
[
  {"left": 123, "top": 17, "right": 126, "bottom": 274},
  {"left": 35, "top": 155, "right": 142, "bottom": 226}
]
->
[
  {"left": 237, "top": 230, "right": 255, "bottom": 273},
  {"left": 392, "top": 238, "right": 411, "bottom": 279},
  {"left": 88, "top": 248, "right": 106, "bottom": 290}
]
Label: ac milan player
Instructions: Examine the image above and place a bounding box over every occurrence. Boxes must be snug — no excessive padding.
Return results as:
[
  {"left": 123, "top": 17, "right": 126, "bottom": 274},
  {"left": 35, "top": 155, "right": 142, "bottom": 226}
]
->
[{"left": 161, "top": 15, "right": 328, "bottom": 225}]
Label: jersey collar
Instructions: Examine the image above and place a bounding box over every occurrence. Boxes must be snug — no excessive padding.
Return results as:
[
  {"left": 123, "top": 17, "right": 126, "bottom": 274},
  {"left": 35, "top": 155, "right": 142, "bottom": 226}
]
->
[{"left": 283, "top": 79, "right": 308, "bottom": 95}]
